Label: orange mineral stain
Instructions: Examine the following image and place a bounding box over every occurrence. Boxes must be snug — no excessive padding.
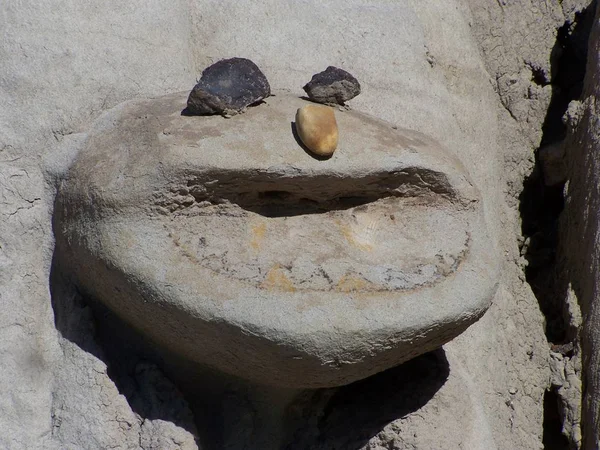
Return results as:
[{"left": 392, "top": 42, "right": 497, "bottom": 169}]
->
[
  {"left": 336, "top": 274, "right": 370, "bottom": 293},
  {"left": 261, "top": 264, "right": 296, "bottom": 292},
  {"left": 250, "top": 222, "right": 267, "bottom": 250},
  {"left": 336, "top": 220, "right": 373, "bottom": 251}
]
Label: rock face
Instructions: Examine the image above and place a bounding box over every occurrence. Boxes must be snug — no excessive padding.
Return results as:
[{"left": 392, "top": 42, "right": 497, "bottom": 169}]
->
[
  {"left": 55, "top": 92, "right": 497, "bottom": 389},
  {"left": 2, "top": 0, "right": 582, "bottom": 448},
  {"left": 295, "top": 104, "right": 338, "bottom": 156},
  {"left": 186, "top": 58, "right": 270, "bottom": 116},
  {"left": 303, "top": 66, "right": 361, "bottom": 105},
  {"left": 561, "top": 5, "right": 600, "bottom": 447}
]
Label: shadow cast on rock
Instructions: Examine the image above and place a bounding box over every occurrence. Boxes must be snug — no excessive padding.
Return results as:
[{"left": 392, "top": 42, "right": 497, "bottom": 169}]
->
[
  {"left": 519, "top": 0, "right": 595, "bottom": 343},
  {"left": 284, "top": 349, "right": 450, "bottom": 450},
  {"left": 50, "top": 241, "right": 450, "bottom": 450},
  {"left": 518, "top": 3, "right": 596, "bottom": 449},
  {"left": 49, "top": 251, "right": 202, "bottom": 446}
]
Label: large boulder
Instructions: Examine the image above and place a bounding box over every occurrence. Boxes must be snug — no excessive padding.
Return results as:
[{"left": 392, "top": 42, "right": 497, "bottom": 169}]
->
[{"left": 54, "top": 92, "right": 498, "bottom": 388}]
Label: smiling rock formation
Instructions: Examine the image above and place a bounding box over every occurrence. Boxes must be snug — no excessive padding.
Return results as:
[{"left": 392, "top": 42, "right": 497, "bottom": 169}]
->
[{"left": 54, "top": 91, "right": 498, "bottom": 388}]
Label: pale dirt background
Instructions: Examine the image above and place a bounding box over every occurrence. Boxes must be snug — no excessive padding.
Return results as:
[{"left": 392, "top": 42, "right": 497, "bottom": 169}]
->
[{"left": 0, "top": 0, "right": 592, "bottom": 448}]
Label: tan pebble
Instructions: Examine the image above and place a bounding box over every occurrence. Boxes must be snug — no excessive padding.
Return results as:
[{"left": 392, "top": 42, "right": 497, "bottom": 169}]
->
[{"left": 295, "top": 105, "right": 338, "bottom": 156}]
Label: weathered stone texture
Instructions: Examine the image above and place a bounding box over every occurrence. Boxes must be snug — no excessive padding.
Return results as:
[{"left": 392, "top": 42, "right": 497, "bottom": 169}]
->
[{"left": 0, "top": 0, "right": 578, "bottom": 448}]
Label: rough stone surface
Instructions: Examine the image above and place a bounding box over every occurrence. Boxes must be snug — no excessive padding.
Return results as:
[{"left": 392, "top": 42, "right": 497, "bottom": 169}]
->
[
  {"left": 302, "top": 66, "right": 361, "bottom": 105},
  {"left": 186, "top": 58, "right": 270, "bottom": 116},
  {"left": 465, "top": 2, "right": 592, "bottom": 448},
  {"left": 55, "top": 92, "right": 497, "bottom": 389},
  {"left": 49, "top": 276, "right": 201, "bottom": 450},
  {"left": 561, "top": 4, "right": 600, "bottom": 447},
  {"left": 295, "top": 104, "right": 338, "bottom": 156},
  {"left": 1, "top": 1, "right": 198, "bottom": 449},
  {"left": 0, "top": 0, "right": 582, "bottom": 448}
]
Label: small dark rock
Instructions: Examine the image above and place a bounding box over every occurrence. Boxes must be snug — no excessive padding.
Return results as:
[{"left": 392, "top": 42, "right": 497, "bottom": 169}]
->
[
  {"left": 186, "top": 57, "right": 271, "bottom": 116},
  {"left": 303, "top": 66, "right": 361, "bottom": 105}
]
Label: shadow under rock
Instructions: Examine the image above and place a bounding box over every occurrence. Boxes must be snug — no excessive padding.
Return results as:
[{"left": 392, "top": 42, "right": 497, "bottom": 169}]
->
[
  {"left": 49, "top": 253, "right": 201, "bottom": 445},
  {"left": 519, "top": 1, "right": 595, "bottom": 344},
  {"left": 285, "top": 348, "right": 450, "bottom": 450},
  {"left": 49, "top": 256, "right": 106, "bottom": 360},
  {"left": 50, "top": 247, "right": 449, "bottom": 450}
]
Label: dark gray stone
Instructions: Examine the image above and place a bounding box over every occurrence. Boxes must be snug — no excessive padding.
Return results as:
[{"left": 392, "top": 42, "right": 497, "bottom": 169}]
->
[
  {"left": 303, "top": 66, "right": 361, "bottom": 105},
  {"left": 186, "top": 57, "right": 271, "bottom": 116}
]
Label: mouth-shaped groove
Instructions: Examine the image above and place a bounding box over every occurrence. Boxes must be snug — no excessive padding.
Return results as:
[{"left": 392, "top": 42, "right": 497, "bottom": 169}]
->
[
  {"left": 152, "top": 166, "right": 471, "bottom": 293},
  {"left": 158, "top": 167, "right": 460, "bottom": 217}
]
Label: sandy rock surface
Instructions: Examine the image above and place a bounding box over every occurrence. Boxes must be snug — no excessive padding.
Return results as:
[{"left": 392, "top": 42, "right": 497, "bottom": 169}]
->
[{"left": 2, "top": 0, "right": 593, "bottom": 448}]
